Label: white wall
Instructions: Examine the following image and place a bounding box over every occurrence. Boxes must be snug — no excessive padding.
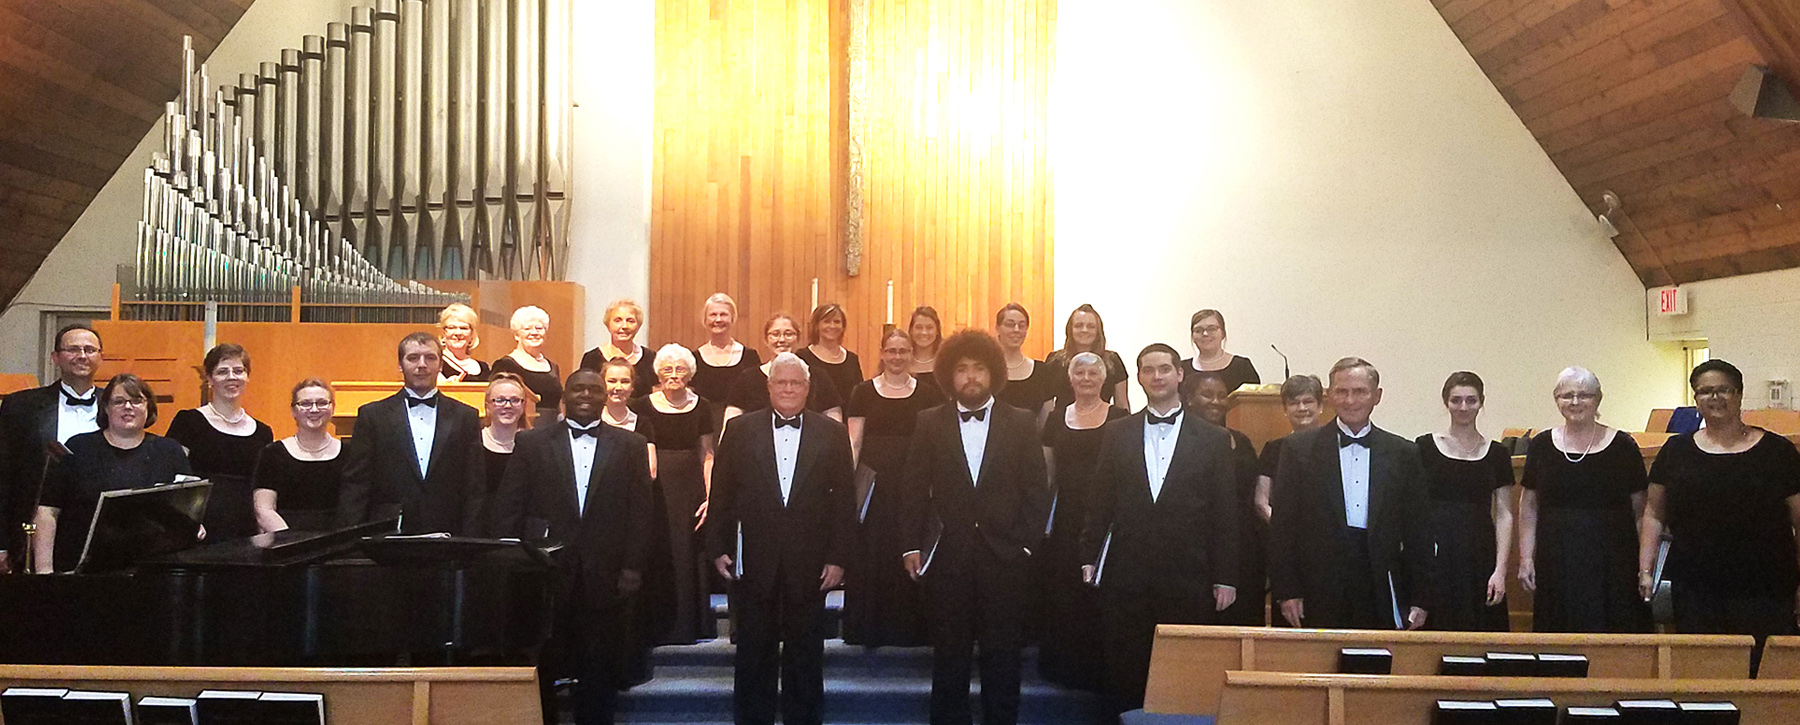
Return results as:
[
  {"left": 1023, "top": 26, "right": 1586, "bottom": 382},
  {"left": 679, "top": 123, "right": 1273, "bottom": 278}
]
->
[
  {"left": 1051, "top": 0, "right": 1687, "bottom": 436},
  {"left": 1648, "top": 268, "right": 1800, "bottom": 410}
]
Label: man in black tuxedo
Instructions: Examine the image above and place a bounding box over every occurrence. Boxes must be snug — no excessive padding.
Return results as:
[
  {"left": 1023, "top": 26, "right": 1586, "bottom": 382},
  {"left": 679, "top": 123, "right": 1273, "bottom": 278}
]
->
[
  {"left": 902, "top": 330, "right": 1051, "bottom": 725},
  {"left": 0, "top": 323, "right": 103, "bottom": 573},
  {"left": 1269, "top": 357, "right": 1431, "bottom": 630},
  {"left": 335, "top": 332, "right": 484, "bottom": 535},
  {"left": 493, "top": 368, "right": 654, "bottom": 725},
  {"left": 706, "top": 352, "right": 855, "bottom": 725},
  {"left": 1082, "top": 343, "right": 1239, "bottom": 715}
]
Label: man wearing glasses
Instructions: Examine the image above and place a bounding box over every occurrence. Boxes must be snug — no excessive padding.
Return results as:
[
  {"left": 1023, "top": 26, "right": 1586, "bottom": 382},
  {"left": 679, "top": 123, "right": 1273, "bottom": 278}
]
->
[{"left": 0, "top": 324, "right": 104, "bottom": 574}]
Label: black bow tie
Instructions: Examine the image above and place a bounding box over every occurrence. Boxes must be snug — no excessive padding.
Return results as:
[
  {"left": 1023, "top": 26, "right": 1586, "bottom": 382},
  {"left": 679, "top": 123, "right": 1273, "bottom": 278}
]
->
[
  {"left": 568, "top": 425, "right": 597, "bottom": 439},
  {"left": 959, "top": 408, "right": 987, "bottom": 423},
  {"left": 1338, "top": 432, "right": 1369, "bottom": 449},
  {"left": 63, "top": 392, "right": 95, "bottom": 407},
  {"left": 1147, "top": 410, "right": 1180, "bottom": 426},
  {"left": 406, "top": 394, "right": 438, "bottom": 408},
  {"left": 774, "top": 415, "right": 802, "bottom": 430}
]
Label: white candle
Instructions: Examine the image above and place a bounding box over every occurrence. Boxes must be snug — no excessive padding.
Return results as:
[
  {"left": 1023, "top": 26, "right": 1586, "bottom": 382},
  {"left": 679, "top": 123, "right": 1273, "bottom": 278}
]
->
[
  {"left": 885, "top": 280, "right": 894, "bottom": 324},
  {"left": 810, "top": 278, "right": 819, "bottom": 311}
]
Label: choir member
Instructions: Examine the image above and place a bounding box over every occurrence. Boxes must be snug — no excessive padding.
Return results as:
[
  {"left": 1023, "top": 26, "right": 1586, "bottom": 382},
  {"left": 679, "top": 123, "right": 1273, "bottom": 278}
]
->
[
  {"left": 480, "top": 373, "right": 532, "bottom": 501},
  {"left": 334, "top": 332, "right": 485, "bottom": 535},
  {"left": 490, "top": 305, "right": 562, "bottom": 422},
  {"left": 797, "top": 303, "right": 864, "bottom": 401},
  {"left": 843, "top": 328, "right": 943, "bottom": 648},
  {"left": 1045, "top": 304, "right": 1129, "bottom": 410},
  {"left": 692, "top": 293, "right": 761, "bottom": 430},
  {"left": 0, "top": 323, "right": 102, "bottom": 573},
  {"left": 581, "top": 298, "right": 659, "bottom": 398},
  {"left": 1035, "top": 351, "right": 1126, "bottom": 689},
  {"left": 1083, "top": 346, "right": 1239, "bottom": 714},
  {"left": 494, "top": 369, "right": 655, "bottom": 725},
  {"left": 993, "top": 303, "right": 1057, "bottom": 425},
  {"left": 902, "top": 330, "right": 1051, "bottom": 725},
  {"left": 33, "top": 374, "right": 192, "bottom": 573},
  {"left": 1417, "top": 371, "right": 1514, "bottom": 632},
  {"left": 723, "top": 314, "right": 843, "bottom": 425},
  {"left": 708, "top": 353, "right": 856, "bottom": 725},
  {"left": 1186, "top": 370, "right": 1266, "bottom": 627},
  {"left": 1178, "top": 309, "right": 1260, "bottom": 402},
  {"left": 1517, "top": 367, "right": 1651, "bottom": 633},
  {"left": 437, "top": 302, "right": 490, "bottom": 383},
  {"left": 906, "top": 306, "right": 944, "bottom": 391},
  {"left": 251, "top": 379, "right": 344, "bottom": 532},
  {"left": 166, "top": 343, "right": 273, "bottom": 541},
  {"left": 1641, "top": 360, "right": 1800, "bottom": 672},
  {"left": 1270, "top": 357, "right": 1431, "bottom": 630},
  {"left": 630, "top": 344, "right": 719, "bottom": 644},
  {"left": 1254, "top": 375, "right": 1323, "bottom": 523}
]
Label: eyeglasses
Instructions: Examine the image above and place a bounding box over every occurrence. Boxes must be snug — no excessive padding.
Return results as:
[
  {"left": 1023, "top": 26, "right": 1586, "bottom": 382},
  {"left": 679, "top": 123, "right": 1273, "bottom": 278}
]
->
[
  {"left": 490, "top": 397, "right": 526, "bottom": 407},
  {"left": 1192, "top": 325, "right": 1223, "bottom": 335},
  {"left": 657, "top": 365, "right": 692, "bottom": 375},
  {"left": 1555, "top": 392, "right": 1599, "bottom": 402},
  {"left": 1693, "top": 386, "right": 1739, "bottom": 399},
  {"left": 293, "top": 400, "right": 333, "bottom": 410},
  {"left": 59, "top": 346, "right": 101, "bottom": 356},
  {"left": 768, "top": 330, "right": 799, "bottom": 339},
  {"left": 107, "top": 397, "right": 147, "bottom": 409}
]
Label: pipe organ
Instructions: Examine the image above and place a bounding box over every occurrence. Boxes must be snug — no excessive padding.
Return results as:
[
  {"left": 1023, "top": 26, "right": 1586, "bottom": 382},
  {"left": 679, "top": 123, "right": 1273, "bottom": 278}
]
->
[{"left": 131, "top": 0, "right": 573, "bottom": 323}]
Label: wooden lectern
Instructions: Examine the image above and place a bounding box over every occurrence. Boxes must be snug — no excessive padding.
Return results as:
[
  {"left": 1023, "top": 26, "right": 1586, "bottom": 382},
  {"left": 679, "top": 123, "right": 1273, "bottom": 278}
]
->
[{"left": 1225, "top": 384, "right": 1333, "bottom": 452}]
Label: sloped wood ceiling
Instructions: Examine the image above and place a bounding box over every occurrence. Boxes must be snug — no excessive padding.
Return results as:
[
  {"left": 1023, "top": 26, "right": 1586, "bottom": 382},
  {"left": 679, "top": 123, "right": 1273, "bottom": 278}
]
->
[
  {"left": 1433, "top": 0, "right": 1800, "bottom": 286},
  {"left": 0, "top": 0, "right": 254, "bottom": 309}
]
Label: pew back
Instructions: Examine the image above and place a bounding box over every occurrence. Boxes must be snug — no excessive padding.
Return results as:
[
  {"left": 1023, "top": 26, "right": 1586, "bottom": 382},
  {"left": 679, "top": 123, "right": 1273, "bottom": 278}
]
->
[{"left": 1757, "top": 636, "right": 1800, "bottom": 680}]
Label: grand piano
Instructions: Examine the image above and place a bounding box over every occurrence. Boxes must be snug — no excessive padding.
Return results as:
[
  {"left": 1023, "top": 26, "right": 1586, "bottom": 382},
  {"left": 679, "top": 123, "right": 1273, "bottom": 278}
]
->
[{"left": 0, "top": 521, "right": 556, "bottom": 667}]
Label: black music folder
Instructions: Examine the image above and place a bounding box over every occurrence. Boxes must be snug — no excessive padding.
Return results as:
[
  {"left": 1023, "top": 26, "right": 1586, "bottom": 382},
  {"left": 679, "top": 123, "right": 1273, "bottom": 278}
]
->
[
  {"left": 256, "top": 692, "right": 325, "bottom": 725},
  {"left": 76, "top": 479, "right": 212, "bottom": 573},
  {"left": 137, "top": 696, "right": 199, "bottom": 725},
  {"left": 195, "top": 690, "right": 262, "bottom": 725},
  {"left": 1562, "top": 706, "right": 1622, "bottom": 723},
  {"left": 358, "top": 534, "right": 556, "bottom": 568},
  {"left": 59, "top": 690, "right": 132, "bottom": 724},
  {"left": 2, "top": 688, "right": 69, "bottom": 725},
  {"left": 854, "top": 465, "right": 877, "bottom": 523},
  {"left": 918, "top": 514, "right": 947, "bottom": 576},
  {"left": 1676, "top": 702, "right": 1740, "bottom": 725},
  {"left": 1493, "top": 698, "right": 1557, "bottom": 725},
  {"left": 1439, "top": 654, "right": 1488, "bottom": 676},
  {"left": 1613, "top": 699, "right": 1681, "bottom": 725},
  {"left": 1337, "top": 647, "right": 1393, "bottom": 674},
  {"left": 1431, "top": 700, "right": 1499, "bottom": 725}
]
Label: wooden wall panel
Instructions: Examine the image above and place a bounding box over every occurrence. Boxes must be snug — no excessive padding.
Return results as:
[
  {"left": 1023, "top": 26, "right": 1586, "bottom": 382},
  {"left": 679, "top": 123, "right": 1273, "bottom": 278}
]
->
[{"left": 649, "top": 0, "right": 1057, "bottom": 375}]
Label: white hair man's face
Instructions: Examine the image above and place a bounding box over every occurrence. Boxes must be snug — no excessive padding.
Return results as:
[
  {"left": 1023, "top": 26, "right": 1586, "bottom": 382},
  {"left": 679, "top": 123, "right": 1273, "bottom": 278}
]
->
[{"left": 768, "top": 363, "right": 809, "bottom": 416}]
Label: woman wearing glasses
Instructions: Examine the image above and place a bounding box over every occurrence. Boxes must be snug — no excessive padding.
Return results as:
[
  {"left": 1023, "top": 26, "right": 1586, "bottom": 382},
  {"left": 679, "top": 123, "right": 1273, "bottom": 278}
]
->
[
  {"left": 490, "top": 306, "right": 561, "bottom": 423},
  {"left": 437, "top": 303, "right": 489, "bottom": 383},
  {"left": 166, "top": 343, "right": 273, "bottom": 540},
  {"left": 631, "top": 344, "right": 718, "bottom": 644},
  {"left": 1178, "top": 309, "right": 1259, "bottom": 403},
  {"left": 480, "top": 373, "right": 532, "bottom": 511},
  {"left": 722, "top": 313, "right": 844, "bottom": 425},
  {"left": 251, "top": 379, "right": 344, "bottom": 532},
  {"left": 1517, "top": 366, "right": 1651, "bottom": 632},
  {"left": 33, "top": 374, "right": 192, "bottom": 573}
]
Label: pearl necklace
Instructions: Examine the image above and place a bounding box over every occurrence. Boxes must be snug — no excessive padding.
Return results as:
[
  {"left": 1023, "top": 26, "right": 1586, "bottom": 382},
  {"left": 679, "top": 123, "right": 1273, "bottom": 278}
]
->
[
  {"left": 1561, "top": 426, "right": 1604, "bottom": 463},
  {"left": 208, "top": 401, "right": 247, "bottom": 425},
  {"left": 296, "top": 435, "right": 335, "bottom": 455}
]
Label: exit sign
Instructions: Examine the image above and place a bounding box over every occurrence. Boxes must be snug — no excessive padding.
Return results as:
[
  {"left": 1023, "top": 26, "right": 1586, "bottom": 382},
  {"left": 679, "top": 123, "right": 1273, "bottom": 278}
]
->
[{"left": 1656, "top": 286, "right": 1689, "bottom": 316}]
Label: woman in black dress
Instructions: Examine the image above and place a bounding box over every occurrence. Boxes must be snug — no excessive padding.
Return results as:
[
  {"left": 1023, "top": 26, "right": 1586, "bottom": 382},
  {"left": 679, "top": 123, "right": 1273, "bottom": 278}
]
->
[
  {"left": 1254, "top": 375, "right": 1324, "bottom": 524},
  {"left": 797, "top": 303, "right": 864, "bottom": 402},
  {"left": 843, "top": 328, "right": 944, "bottom": 648},
  {"left": 166, "top": 343, "right": 273, "bottom": 540},
  {"left": 437, "top": 302, "right": 490, "bottom": 383},
  {"left": 692, "top": 293, "right": 761, "bottom": 432},
  {"left": 1044, "top": 304, "right": 1129, "bottom": 410},
  {"left": 1178, "top": 309, "right": 1260, "bottom": 403},
  {"left": 1641, "top": 360, "right": 1800, "bottom": 673},
  {"left": 480, "top": 374, "right": 530, "bottom": 522},
  {"left": 33, "top": 374, "right": 192, "bottom": 573},
  {"left": 1417, "top": 371, "right": 1514, "bottom": 632},
  {"left": 1037, "top": 352, "right": 1128, "bottom": 689},
  {"left": 905, "top": 306, "right": 943, "bottom": 392},
  {"left": 600, "top": 358, "right": 676, "bottom": 683},
  {"left": 1518, "top": 366, "right": 1650, "bottom": 633},
  {"left": 994, "top": 303, "right": 1056, "bottom": 425},
  {"left": 251, "top": 379, "right": 344, "bottom": 532},
  {"left": 580, "top": 298, "right": 659, "bottom": 398},
  {"left": 630, "top": 344, "right": 718, "bottom": 644},
  {"left": 723, "top": 313, "right": 843, "bottom": 425},
  {"left": 489, "top": 305, "right": 562, "bottom": 424},
  {"left": 1187, "top": 371, "right": 1268, "bottom": 627}
]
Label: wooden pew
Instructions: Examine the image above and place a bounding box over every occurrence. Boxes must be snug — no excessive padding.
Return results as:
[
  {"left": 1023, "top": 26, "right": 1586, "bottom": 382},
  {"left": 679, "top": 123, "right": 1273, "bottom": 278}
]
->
[
  {"left": 1142, "top": 625, "right": 1754, "bottom": 716},
  {"left": 1757, "top": 636, "right": 1800, "bottom": 680},
  {"left": 1218, "top": 671, "right": 1800, "bottom": 725},
  {"left": 0, "top": 665, "right": 540, "bottom": 725}
]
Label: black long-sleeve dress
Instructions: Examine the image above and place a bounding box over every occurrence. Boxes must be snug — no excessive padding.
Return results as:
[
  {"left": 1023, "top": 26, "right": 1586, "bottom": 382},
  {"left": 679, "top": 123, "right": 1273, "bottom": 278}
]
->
[
  {"left": 39, "top": 431, "right": 191, "bottom": 572},
  {"left": 250, "top": 441, "right": 345, "bottom": 532},
  {"left": 630, "top": 395, "right": 718, "bottom": 644},
  {"left": 996, "top": 359, "right": 1058, "bottom": 419},
  {"left": 166, "top": 409, "right": 273, "bottom": 540},
  {"left": 490, "top": 356, "right": 563, "bottom": 422},
  {"left": 1522, "top": 429, "right": 1651, "bottom": 633},
  {"left": 841, "top": 378, "right": 943, "bottom": 647},
  {"left": 796, "top": 347, "right": 864, "bottom": 408},
  {"left": 1037, "top": 402, "right": 1128, "bottom": 690},
  {"left": 580, "top": 345, "right": 659, "bottom": 398},
  {"left": 1417, "top": 435, "right": 1514, "bottom": 632},
  {"left": 1216, "top": 429, "right": 1266, "bottom": 626}
]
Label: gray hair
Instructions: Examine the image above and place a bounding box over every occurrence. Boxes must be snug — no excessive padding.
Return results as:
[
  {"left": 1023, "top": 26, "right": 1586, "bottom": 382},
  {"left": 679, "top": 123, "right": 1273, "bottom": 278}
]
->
[
  {"left": 1554, "top": 366, "right": 1601, "bottom": 396},
  {"left": 1329, "top": 356, "right": 1380, "bottom": 388},
  {"left": 509, "top": 305, "right": 550, "bottom": 331},
  {"left": 1068, "top": 351, "right": 1105, "bottom": 374},
  {"left": 654, "top": 343, "right": 697, "bottom": 377},
  {"left": 768, "top": 351, "right": 811, "bottom": 381}
]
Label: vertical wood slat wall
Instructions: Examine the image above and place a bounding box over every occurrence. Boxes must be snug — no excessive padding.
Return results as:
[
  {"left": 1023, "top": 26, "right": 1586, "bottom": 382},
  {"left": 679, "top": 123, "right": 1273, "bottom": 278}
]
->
[{"left": 649, "top": 0, "right": 1057, "bottom": 373}]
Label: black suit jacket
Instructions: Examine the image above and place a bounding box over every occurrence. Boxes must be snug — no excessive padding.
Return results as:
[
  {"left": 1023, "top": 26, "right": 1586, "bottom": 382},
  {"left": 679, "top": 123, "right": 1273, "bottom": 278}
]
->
[
  {"left": 492, "top": 421, "right": 655, "bottom": 606},
  {"left": 0, "top": 384, "right": 65, "bottom": 558},
  {"left": 705, "top": 409, "right": 856, "bottom": 598},
  {"left": 902, "top": 400, "right": 1052, "bottom": 568},
  {"left": 1267, "top": 420, "right": 1432, "bottom": 627},
  {"left": 1081, "top": 412, "right": 1240, "bottom": 600},
  {"left": 334, "top": 391, "right": 484, "bottom": 535}
]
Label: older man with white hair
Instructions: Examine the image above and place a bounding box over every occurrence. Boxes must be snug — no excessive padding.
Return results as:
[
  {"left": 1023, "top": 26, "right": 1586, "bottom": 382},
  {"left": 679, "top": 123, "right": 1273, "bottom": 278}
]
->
[{"left": 707, "top": 352, "right": 856, "bottom": 725}]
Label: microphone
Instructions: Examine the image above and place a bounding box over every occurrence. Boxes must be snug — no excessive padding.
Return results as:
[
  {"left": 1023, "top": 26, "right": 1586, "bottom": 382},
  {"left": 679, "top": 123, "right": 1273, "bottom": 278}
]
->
[{"left": 1271, "top": 344, "right": 1290, "bottom": 380}]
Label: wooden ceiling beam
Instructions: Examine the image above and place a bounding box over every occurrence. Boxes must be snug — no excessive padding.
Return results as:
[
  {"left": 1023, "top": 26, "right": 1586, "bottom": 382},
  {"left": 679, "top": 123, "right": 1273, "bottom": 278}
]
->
[
  {"left": 1521, "top": 38, "right": 1757, "bottom": 133},
  {"left": 1724, "top": 0, "right": 1800, "bottom": 97}
]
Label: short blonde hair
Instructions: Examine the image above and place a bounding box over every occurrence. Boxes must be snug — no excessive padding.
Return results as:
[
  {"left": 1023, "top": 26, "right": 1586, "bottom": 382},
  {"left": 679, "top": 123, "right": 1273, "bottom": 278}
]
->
[
  {"left": 702, "top": 292, "right": 738, "bottom": 320},
  {"left": 605, "top": 298, "right": 646, "bottom": 325},
  {"left": 438, "top": 303, "right": 480, "bottom": 351},
  {"left": 486, "top": 372, "right": 538, "bottom": 406},
  {"left": 509, "top": 305, "right": 550, "bottom": 332}
]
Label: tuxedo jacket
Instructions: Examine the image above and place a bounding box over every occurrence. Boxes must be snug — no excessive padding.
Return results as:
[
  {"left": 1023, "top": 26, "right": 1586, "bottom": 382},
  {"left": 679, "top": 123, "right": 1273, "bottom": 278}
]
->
[
  {"left": 492, "top": 421, "right": 655, "bottom": 606},
  {"left": 1267, "top": 420, "right": 1433, "bottom": 626},
  {"left": 1081, "top": 412, "right": 1239, "bottom": 600},
  {"left": 0, "top": 384, "right": 65, "bottom": 556},
  {"left": 902, "top": 400, "right": 1051, "bottom": 569},
  {"left": 334, "top": 391, "right": 484, "bottom": 535},
  {"left": 704, "top": 409, "right": 856, "bottom": 599}
]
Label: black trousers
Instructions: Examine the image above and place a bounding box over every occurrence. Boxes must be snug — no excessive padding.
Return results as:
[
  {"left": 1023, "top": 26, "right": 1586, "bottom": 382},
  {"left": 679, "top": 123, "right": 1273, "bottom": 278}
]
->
[
  {"left": 733, "top": 567, "right": 828, "bottom": 725},
  {"left": 539, "top": 596, "right": 627, "bottom": 725},
  {"left": 926, "top": 543, "right": 1028, "bottom": 725},
  {"left": 1673, "top": 584, "right": 1798, "bottom": 676},
  {"left": 1335, "top": 527, "right": 1390, "bottom": 630},
  {"left": 1101, "top": 587, "right": 1215, "bottom": 714}
]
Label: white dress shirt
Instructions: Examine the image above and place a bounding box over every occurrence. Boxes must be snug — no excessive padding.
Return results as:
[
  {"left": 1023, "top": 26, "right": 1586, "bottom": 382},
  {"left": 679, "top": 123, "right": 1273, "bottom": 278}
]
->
[
  {"left": 568, "top": 420, "right": 601, "bottom": 514},
  {"left": 1337, "top": 419, "right": 1372, "bottom": 529},
  {"left": 957, "top": 398, "right": 994, "bottom": 486},
  {"left": 1143, "top": 404, "right": 1182, "bottom": 503},
  {"left": 56, "top": 383, "right": 99, "bottom": 445},
  {"left": 403, "top": 388, "right": 439, "bottom": 478},
  {"left": 773, "top": 412, "right": 803, "bottom": 505}
]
